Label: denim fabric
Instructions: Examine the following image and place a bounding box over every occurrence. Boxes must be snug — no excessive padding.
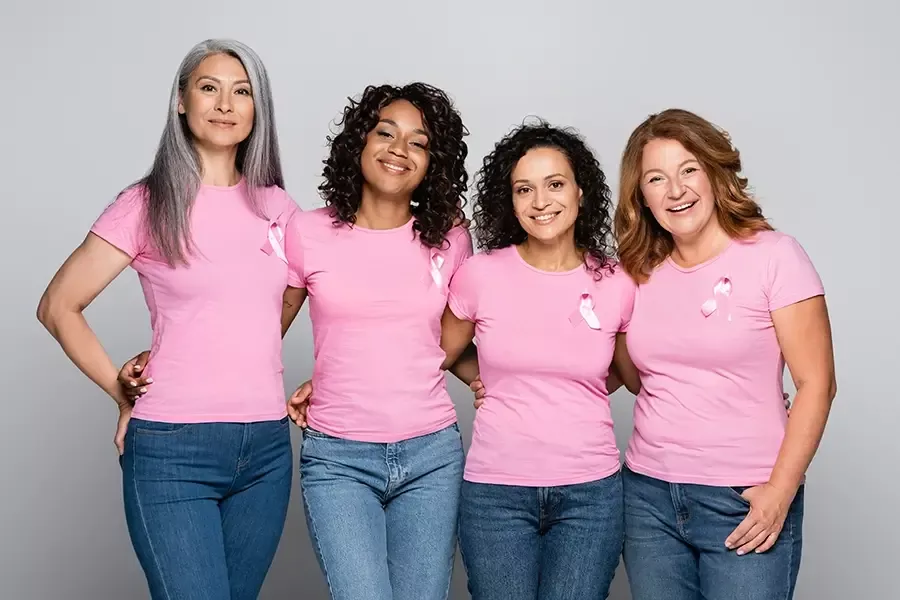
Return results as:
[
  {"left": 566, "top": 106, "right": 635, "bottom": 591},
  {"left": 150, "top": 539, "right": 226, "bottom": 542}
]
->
[
  {"left": 300, "top": 423, "right": 464, "bottom": 600},
  {"left": 622, "top": 466, "right": 804, "bottom": 600},
  {"left": 458, "top": 471, "right": 624, "bottom": 600},
  {"left": 121, "top": 417, "right": 293, "bottom": 600}
]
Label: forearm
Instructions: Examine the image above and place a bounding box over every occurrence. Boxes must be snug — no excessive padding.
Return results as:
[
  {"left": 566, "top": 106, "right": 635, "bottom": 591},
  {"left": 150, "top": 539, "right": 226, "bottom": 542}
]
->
[
  {"left": 768, "top": 383, "right": 835, "bottom": 495},
  {"left": 41, "top": 310, "right": 123, "bottom": 403},
  {"left": 448, "top": 343, "right": 479, "bottom": 385},
  {"left": 281, "top": 304, "right": 300, "bottom": 338}
]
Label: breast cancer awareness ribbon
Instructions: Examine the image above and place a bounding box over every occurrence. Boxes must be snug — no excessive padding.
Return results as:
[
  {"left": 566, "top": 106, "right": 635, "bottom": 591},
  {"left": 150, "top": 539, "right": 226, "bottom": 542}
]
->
[
  {"left": 569, "top": 291, "right": 602, "bottom": 330},
  {"left": 262, "top": 221, "right": 287, "bottom": 264},
  {"left": 429, "top": 250, "right": 445, "bottom": 287},
  {"left": 701, "top": 276, "right": 732, "bottom": 321}
]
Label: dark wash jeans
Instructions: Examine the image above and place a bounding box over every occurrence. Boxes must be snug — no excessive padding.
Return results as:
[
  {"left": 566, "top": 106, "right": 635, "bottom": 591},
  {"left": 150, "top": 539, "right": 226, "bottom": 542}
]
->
[
  {"left": 458, "top": 470, "right": 625, "bottom": 600},
  {"left": 622, "top": 466, "right": 804, "bottom": 600},
  {"left": 120, "top": 417, "right": 293, "bottom": 600}
]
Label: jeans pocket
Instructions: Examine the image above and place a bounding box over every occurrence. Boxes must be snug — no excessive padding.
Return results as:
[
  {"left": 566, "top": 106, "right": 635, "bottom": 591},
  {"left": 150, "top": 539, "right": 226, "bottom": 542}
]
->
[
  {"left": 302, "top": 426, "right": 337, "bottom": 440},
  {"left": 131, "top": 419, "right": 193, "bottom": 436},
  {"left": 727, "top": 486, "right": 752, "bottom": 507}
]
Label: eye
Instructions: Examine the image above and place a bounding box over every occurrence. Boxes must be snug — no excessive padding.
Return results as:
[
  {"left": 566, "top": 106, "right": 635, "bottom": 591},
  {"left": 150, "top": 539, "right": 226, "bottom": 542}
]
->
[
  {"left": 376, "top": 130, "right": 393, "bottom": 139},
  {"left": 411, "top": 141, "right": 428, "bottom": 149},
  {"left": 648, "top": 175, "right": 663, "bottom": 184},
  {"left": 235, "top": 88, "right": 252, "bottom": 96},
  {"left": 683, "top": 166, "right": 698, "bottom": 175},
  {"left": 549, "top": 180, "right": 564, "bottom": 190},
  {"left": 515, "top": 186, "right": 532, "bottom": 195},
  {"left": 201, "top": 84, "right": 216, "bottom": 92}
]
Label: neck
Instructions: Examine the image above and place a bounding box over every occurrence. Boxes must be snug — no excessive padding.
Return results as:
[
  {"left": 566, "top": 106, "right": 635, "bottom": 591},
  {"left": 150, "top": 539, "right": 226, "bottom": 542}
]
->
[
  {"left": 518, "top": 231, "right": 581, "bottom": 272},
  {"left": 196, "top": 144, "right": 241, "bottom": 187},
  {"left": 670, "top": 218, "right": 731, "bottom": 268},
  {"left": 356, "top": 183, "right": 412, "bottom": 229}
]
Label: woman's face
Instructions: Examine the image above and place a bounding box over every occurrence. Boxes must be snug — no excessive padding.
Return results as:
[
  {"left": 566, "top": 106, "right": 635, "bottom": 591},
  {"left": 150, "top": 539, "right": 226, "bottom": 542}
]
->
[
  {"left": 360, "top": 99, "right": 431, "bottom": 198},
  {"left": 179, "top": 53, "right": 254, "bottom": 151},
  {"left": 511, "top": 147, "right": 582, "bottom": 244},
  {"left": 639, "top": 138, "right": 717, "bottom": 242}
]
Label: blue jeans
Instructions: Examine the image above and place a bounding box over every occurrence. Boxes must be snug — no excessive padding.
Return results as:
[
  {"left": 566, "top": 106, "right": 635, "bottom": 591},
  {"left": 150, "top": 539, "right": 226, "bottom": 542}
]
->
[
  {"left": 622, "top": 466, "right": 804, "bottom": 600},
  {"left": 120, "top": 417, "right": 293, "bottom": 600},
  {"left": 458, "top": 471, "right": 625, "bottom": 600},
  {"left": 299, "top": 423, "right": 464, "bottom": 600}
]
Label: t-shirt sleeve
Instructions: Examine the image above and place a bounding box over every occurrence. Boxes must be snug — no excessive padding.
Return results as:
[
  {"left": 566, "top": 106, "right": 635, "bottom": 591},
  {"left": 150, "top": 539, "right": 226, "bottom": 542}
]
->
[
  {"left": 765, "top": 235, "right": 825, "bottom": 311},
  {"left": 447, "top": 256, "right": 478, "bottom": 322},
  {"left": 284, "top": 211, "right": 306, "bottom": 288},
  {"left": 618, "top": 271, "right": 637, "bottom": 333},
  {"left": 447, "top": 226, "right": 474, "bottom": 277},
  {"left": 89, "top": 186, "right": 147, "bottom": 258}
]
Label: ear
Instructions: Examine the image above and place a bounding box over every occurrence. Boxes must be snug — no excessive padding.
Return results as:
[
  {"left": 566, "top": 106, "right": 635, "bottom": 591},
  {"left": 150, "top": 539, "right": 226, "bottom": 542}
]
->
[
  {"left": 177, "top": 96, "right": 186, "bottom": 115},
  {"left": 578, "top": 187, "right": 584, "bottom": 206}
]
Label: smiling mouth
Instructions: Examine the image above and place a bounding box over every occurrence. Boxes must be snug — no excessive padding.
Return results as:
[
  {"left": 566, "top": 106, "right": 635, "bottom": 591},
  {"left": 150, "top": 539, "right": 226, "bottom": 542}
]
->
[
  {"left": 209, "top": 119, "right": 237, "bottom": 127},
  {"left": 378, "top": 160, "right": 410, "bottom": 174},
  {"left": 667, "top": 201, "right": 697, "bottom": 213},
  {"left": 531, "top": 212, "right": 561, "bottom": 225}
]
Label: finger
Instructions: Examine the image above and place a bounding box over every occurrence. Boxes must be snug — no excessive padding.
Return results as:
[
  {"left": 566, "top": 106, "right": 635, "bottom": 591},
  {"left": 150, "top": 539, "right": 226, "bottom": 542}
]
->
[
  {"left": 732, "top": 521, "right": 768, "bottom": 551},
  {"left": 725, "top": 515, "right": 756, "bottom": 549},
  {"left": 475, "top": 388, "right": 486, "bottom": 400},
  {"left": 737, "top": 528, "right": 771, "bottom": 556},
  {"left": 474, "top": 398, "right": 484, "bottom": 409},
  {"left": 755, "top": 532, "right": 780, "bottom": 554},
  {"left": 135, "top": 351, "right": 151, "bottom": 370}
]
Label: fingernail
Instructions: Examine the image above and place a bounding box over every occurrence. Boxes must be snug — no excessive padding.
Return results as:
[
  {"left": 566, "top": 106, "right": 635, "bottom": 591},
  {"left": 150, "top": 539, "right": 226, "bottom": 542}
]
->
[
  {"left": 737, "top": 550, "right": 745, "bottom": 556},
  {"left": 139, "top": 388, "right": 146, "bottom": 393},
  {"left": 130, "top": 381, "right": 137, "bottom": 387},
  {"left": 146, "top": 378, "right": 153, "bottom": 383}
]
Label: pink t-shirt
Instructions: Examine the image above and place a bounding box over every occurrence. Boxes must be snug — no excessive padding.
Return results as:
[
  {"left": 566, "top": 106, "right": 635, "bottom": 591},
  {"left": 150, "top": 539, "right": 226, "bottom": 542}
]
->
[
  {"left": 624, "top": 230, "right": 825, "bottom": 486},
  {"left": 284, "top": 207, "right": 473, "bottom": 443},
  {"left": 90, "top": 179, "right": 300, "bottom": 423},
  {"left": 448, "top": 246, "right": 635, "bottom": 486}
]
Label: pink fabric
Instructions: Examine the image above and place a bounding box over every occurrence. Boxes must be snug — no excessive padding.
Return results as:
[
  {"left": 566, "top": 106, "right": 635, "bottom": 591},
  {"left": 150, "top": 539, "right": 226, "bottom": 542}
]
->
[
  {"left": 448, "top": 246, "right": 635, "bottom": 486},
  {"left": 624, "top": 231, "right": 825, "bottom": 486},
  {"left": 285, "top": 207, "right": 473, "bottom": 443},
  {"left": 90, "top": 180, "right": 299, "bottom": 423}
]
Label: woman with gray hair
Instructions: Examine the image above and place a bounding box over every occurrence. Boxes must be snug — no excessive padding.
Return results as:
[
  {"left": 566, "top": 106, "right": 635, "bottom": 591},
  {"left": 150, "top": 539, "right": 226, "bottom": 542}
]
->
[{"left": 36, "top": 39, "right": 300, "bottom": 599}]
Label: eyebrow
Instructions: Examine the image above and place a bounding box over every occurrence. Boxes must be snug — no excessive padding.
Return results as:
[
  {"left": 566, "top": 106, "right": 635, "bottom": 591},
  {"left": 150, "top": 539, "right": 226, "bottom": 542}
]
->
[
  {"left": 512, "top": 173, "right": 568, "bottom": 185},
  {"left": 641, "top": 158, "right": 699, "bottom": 178},
  {"left": 195, "top": 75, "right": 250, "bottom": 85},
  {"left": 378, "top": 119, "right": 429, "bottom": 137}
]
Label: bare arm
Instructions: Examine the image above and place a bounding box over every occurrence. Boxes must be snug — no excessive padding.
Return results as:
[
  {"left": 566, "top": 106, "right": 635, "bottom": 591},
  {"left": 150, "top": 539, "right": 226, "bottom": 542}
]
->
[
  {"left": 448, "top": 342, "right": 479, "bottom": 386},
  {"left": 612, "top": 333, "right": 641, "bottom": 395},
  {"left": 281, "top": 286, "right": 308, "bottom": 338},
  {"left": 767, "top": 296, "right": 836, "bottom": 495},
  {"left": 439, "top": 306, "right": 476, "bottom": 381},
  {"left": 36, "top": 233, "right": 133, "bottom": 404}
]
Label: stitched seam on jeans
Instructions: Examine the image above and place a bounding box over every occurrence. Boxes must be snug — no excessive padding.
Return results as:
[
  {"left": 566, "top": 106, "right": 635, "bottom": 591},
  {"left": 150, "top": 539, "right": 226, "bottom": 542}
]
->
[
  {"left": 132, "top": 432, "right": 172, "bottom": 600},
  {"left": 300, "top": 478, "right": 337, "bottom": 599},
  {"left": 781, "top": 506, "right": 794, "bottom": 600}
]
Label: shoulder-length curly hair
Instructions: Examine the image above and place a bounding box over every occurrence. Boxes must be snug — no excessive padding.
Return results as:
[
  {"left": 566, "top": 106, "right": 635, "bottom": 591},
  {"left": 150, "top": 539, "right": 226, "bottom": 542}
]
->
[
  {"left": 614, "top": 108, "right": 773, "bottom": 283},
  {"left": 319, "top": 82, "right": 468, "bottom": 248},
  {"left": 472, "top": 119, "right": 616, "bottom": 279}
]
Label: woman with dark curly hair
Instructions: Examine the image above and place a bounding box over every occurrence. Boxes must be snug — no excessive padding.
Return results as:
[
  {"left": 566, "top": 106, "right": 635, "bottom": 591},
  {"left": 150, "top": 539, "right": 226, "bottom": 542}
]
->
[
  {"left": 282, "top": 82, "right": 475, "bottom": 600},
  {"left": 440, "top": 120, "right": 636, "bottom": 599}
]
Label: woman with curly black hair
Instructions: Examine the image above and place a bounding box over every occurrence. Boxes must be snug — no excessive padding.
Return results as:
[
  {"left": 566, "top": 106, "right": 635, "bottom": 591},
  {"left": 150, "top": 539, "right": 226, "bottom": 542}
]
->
[
  {"left": 440, "top": 120, "right": 636, "bottom": 599},
  {"left": 281, "top": 83, "right": 475, "bottom": 600}
]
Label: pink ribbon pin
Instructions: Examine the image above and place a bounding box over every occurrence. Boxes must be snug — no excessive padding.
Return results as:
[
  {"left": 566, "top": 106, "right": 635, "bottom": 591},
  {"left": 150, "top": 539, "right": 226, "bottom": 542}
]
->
[
  {"left": 569, "top": 291, "right": 602, "bottom": 330},
  {"left": 701, "top": 277, "right": 732, "bottom": 320},
  {"left": 429, "top": 250, "right": 445, "bottom": 287},
  {"left": 261, "top": 221, "right": 287, "bottom": 264}
]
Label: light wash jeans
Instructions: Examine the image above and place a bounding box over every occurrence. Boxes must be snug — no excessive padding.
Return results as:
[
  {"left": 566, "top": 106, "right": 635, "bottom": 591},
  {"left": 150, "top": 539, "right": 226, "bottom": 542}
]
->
[{"left": 299, "top": 423, "right": 464, "bottom": 600}]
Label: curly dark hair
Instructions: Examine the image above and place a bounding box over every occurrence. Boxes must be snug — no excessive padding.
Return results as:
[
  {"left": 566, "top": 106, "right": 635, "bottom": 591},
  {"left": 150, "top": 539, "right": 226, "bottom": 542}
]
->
[
  {"left": 319, "top": 82, "right": 468, "bottom": 248},
  {"left": 473, "top": 119, "right": 616, "bottom": 278}
]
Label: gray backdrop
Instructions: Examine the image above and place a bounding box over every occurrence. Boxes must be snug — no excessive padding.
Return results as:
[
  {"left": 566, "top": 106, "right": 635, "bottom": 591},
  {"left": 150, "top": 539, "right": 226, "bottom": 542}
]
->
[{"left": 3, "top": 0, "right": 897, "bottom": 598}]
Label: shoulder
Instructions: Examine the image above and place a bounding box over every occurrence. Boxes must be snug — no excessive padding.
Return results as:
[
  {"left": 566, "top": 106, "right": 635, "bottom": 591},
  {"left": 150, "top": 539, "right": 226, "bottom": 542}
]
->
[
  {"left": 442, "top": 225, "right": 473, "bottom": 254},
  {"left": 292, "top": 206, "right": 336, "bottom": 231}
]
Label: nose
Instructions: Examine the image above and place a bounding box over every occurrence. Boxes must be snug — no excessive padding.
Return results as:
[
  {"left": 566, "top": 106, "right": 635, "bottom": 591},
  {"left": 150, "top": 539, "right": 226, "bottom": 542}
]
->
[
  {"left": 387, "top": 136, "right": 408, "bottom": 158},
  {"left": 666, "top": 177, "right": 685, "bottom": 200},
  {"left": 215, "top": 91, "right": 233, "bottom": 114},
  {"left": 531, "top": 189, "right": 552, "bottom": 210}
]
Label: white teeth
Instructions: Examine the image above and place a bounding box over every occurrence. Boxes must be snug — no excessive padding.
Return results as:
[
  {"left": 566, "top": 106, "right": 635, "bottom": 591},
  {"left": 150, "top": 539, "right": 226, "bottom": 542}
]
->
[
  {"left": 381, "top": 162, "right": 407, "bottom": 173},
  {"left": 669, "top": 201, "right": 696, "bottom": 212},
  {"left": 534, "top": 214, "right": 556, "bottom": 222}
]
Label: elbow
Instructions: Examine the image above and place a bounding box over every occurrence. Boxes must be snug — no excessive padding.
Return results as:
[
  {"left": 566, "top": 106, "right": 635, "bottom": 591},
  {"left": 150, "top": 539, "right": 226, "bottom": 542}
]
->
[
  {"left": 827, "top": 376, "right": 837, "bottom": 403},
  {"left": 36, "top": 292, "right": 54, "bottom": 332}
]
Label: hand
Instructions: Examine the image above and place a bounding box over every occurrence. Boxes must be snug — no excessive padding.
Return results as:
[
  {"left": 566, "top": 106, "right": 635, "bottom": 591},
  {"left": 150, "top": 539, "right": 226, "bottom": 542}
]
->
[
  {"left": 470, "top": 376, "right": 486, "bottom": 409},
  {"left": 287, "top": 380, "right": 313, "bottom": 428},
  {"left": 725, "top": 482, "right": 796, "bottom": 555},
  {"left": 118, "top": 351, "right": 152, "bottom": 401},
  {"left": 114, "top": 400, "right": 133, "bottom": 456},
  {"left": 453, "top": 214, "right": 471, "bottom": 228}
]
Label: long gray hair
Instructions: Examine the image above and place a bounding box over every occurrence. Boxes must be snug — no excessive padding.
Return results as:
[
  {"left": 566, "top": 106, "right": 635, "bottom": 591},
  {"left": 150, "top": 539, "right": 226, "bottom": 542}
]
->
[{"left": 133, "top": 39, "right": 284, "bottom": 265}]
